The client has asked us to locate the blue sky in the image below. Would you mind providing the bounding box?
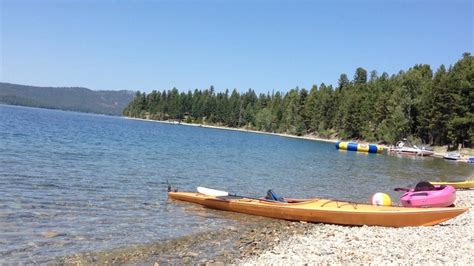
[1,0,472,93]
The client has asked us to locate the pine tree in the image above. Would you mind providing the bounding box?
[354,67,368,84]
[446,53,474,147]
[121,53,472,147]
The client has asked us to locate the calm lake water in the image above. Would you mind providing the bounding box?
[0,104,472,263]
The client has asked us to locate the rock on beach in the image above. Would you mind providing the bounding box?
[240,190,474,265]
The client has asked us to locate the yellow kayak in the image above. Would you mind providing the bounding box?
[430,180,474,189]
[168,190,468,227]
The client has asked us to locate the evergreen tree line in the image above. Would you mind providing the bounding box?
[123,53,473,147]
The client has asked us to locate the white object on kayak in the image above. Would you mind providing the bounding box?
[197,186,229,197]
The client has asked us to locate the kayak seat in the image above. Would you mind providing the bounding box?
[265,189,287,203]
[414,181,435,192]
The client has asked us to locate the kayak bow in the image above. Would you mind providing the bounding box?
[429,180,474,190]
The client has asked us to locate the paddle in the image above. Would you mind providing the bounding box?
[197,186,230,197]
[394,187,410,192]
[197,187,283,203]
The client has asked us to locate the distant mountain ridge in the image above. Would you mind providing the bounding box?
[0,82,135,115]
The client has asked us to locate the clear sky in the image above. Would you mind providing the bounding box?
[1,0,472,93]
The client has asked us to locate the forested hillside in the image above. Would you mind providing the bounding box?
[123,53,473,147]
[0,83,134,115]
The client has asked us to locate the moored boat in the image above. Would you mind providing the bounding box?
[389,139,434,156]
[429,180,474,190]
[441,153,474,163]
[168,188,468,227]
[390,147,434,156]
[463,157,474,163]
[443,152,461,161]
[398,182,456,207]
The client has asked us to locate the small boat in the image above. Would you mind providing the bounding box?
[389,140,434,156]
[397,182,456,208]
[168,187,468,227]
[443,153,461,160]
[429,180,474,190]
[442,155,474,163]
[465,157,474,163]
[390,147,434,156]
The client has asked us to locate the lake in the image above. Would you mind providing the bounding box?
[0,104,472,263]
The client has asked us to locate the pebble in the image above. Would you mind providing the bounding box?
[40,231,60,238]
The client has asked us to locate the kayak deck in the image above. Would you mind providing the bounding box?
[429,180,474,189]
[168,191,468,227]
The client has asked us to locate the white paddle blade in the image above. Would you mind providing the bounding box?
[197,187,229,197]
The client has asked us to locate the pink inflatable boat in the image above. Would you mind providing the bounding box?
[396,181,456,208]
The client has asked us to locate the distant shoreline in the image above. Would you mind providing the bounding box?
[123,116,474,159]
[0,82,133,116]
[123,116,340,144]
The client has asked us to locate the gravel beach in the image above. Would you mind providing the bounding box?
[61,191,472,264]
[241,190,473,265]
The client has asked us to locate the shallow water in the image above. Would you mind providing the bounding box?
[0,104,472,263]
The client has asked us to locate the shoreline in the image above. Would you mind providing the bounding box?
[123,117,474,159]
[123,116,340,144]
[59,219,314,264]
[60,190,473,264]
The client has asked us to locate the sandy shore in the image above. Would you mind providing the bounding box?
[240,190,473,265]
